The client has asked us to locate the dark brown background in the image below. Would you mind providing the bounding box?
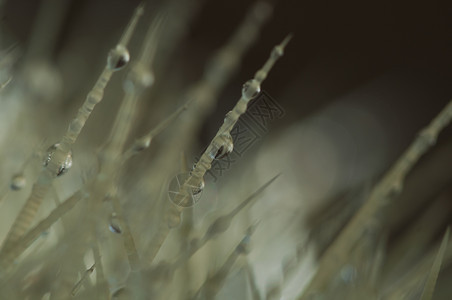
[3,0,451,130]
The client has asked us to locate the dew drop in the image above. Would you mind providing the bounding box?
[60,154,73,176]
[132,136,151,153]
[191,177,205,196]
[107,45,130,71]
[10,174,26,191]
[43,143,73,176]
[109,213,122,234]
[214,133,234,159]
[242,79,261,101]
[43,144,55,167]
[271,45,284,59]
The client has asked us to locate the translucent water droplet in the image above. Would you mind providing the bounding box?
[191,177,205,196]
[43,143,73,176]
[214,133,234,159]
[109,213,122,234]
[107,45,130,71]
[242,79,261,101]
[132,136,151,153]
[10,174,26,191]
[43,144,55,166]
[61,154,73,176]
[271,45,284,59]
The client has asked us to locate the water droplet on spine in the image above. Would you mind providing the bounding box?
[10,174,26,191]
[107,45,130,71]
[214,133,234,159]
[191,177,205,196]
[271,45,284,59]
[109,213,122,234]
[242,79,261,101]
[132,136,151,153]
[43,143,73,176]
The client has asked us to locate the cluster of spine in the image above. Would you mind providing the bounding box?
[0,2,289,299]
